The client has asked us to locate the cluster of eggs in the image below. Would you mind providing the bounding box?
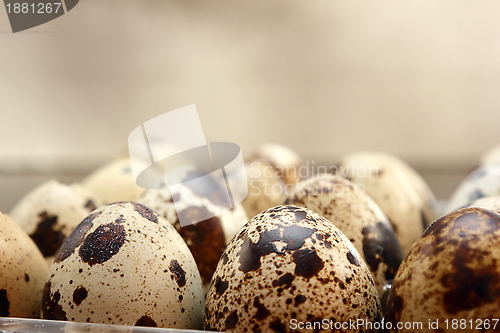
[3,143,500,332]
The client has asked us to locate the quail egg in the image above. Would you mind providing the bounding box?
[9,179,101,262]
[246,143,307,185]
[242,161,287,219]
[205,205,382,332]
[138,173,248,289]
[385,207,500,332]
[469,196,500,214]
[41,202,204,329]
[285,174,403,296]
[335,151,436,253]
[446,164,500,213]
[0,211,48,318]
[81,158,145,205]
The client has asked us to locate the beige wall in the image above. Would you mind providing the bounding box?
[1,0,500,210]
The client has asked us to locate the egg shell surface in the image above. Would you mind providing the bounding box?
[285,174,403,296]
[246,143,306,185]
[9,179,101,259]
[242,161,287,219]
[335,151,432,254]
[138,171,248,287]
[0,211,48,318]
[469,195,500,215]
[81,158,146,205]
[41,202,204,329]
[385,207,500,332]
[446,164,500,213]
[205,205,382,332]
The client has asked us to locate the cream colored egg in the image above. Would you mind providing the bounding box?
[446,164,500,213]
[481,143,500,166]
[138,179,248,288]
[0,211,48,318]
[246,143,306,185]
[469,195,500,214]
[285,174,403,296]
[81,158,145,205]
[335,151,435,253]
[385,207,500,332]
[9,179,101,261]
[205,205,381,332]
[41,202,204,329]
[242,161,287,218]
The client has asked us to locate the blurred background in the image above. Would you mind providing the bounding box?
[1,0,500,211]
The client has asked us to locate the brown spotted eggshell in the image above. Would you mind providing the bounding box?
[285,174,403,296]
[0,211,48,318]
[138,171,248,289]
[205,205,382,332]
[335,151,435,254]
[9,179,101,262]
[41,202,204,329]
[385,207,500,332]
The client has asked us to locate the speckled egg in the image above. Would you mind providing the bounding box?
[246,143,306,185]
[385,207,500,332]
[138,175,248,288]
[284,174,403,296]
[81,158,146,205]
[9,180,101,262]
[469,196,500,214]
[335,151,435,254]
[0,211,48,318]
[205,205,382,332]
[446,164,500,213]
[242,161,287,219]
[41,202,204,329]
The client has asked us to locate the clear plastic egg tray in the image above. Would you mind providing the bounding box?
[0,318,207,333]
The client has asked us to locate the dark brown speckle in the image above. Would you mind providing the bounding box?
[225,310,239,329]
[215,276,229,295]
[292,248,324,279]
[31,212,65,257]
[176,207,225,285]
[85,199,97,212]
[53,211,101,263]
[79,223,126,266]
[0,289,9,316]
[135,315,157,327]
[346,251,361,267]
[170,259,186,288]
[72,286,88,305]
[131,202,159,224]
[238,224,317,273]
[362,222,403,280]
[41,283,67,321]
[253,297,270,320]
